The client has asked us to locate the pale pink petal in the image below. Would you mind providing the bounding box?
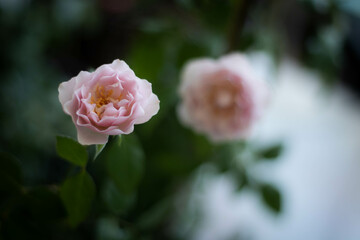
[116,119,135,134]
[136,78,152,98]
[134,93,160,124]
[220,53,260,89]
[58,79,76,109]
[59,72,91,115]
[180,59,218,94]
[76,126,109,145]
[109,59,134,74]
[98,74,118,87]
[58,71,92,106]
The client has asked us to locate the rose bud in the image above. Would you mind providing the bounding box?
[58,59,160,145]
[178,53,269,142]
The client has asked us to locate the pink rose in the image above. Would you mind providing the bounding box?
[178,53,268,142]
[58,59,160,145]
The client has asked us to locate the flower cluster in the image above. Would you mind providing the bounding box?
[59,53,268,145]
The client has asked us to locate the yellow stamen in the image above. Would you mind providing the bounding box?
[90,85,122,118]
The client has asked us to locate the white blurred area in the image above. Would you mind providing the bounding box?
[186,53,360,240]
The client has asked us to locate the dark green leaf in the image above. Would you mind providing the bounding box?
[0,152,23,192]
[102,180,136,215]
[210,144,235,172]
[258,144,283,160]
[97,217,129,240]
[94,144,106,160]
[260,184,282,213]
[56,136,88,167]
[137,198,171,231]
[105,135,144,194]
[60,170,95,227]
[234,170,248,192]
[25,186,66,222]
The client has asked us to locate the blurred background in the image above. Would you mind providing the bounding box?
[0,0,360,239]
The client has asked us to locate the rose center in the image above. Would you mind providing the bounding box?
[214,90,233,108]
[90,85,122,118]
[203,77,240,119]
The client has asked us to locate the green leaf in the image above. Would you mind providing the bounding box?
[0,152,23,192]
[258,144,283,160]
[0,153,23,219]
[137,198,171,231]
[56,136,88,167]
[94,144,106,160]
[105,135,144,194]
[102,180,136,215]
[60,170,95,227]
[97,217,129,240]
[234,169,248,192]
[25,186,66,222]
[210,144,235,172]
[260,184,282,213]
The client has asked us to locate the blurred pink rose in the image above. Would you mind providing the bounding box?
[59,59,160,145]
[178,53,268,142]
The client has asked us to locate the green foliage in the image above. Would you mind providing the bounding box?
[258,144,283,160]
[137,198,171,231]
[102,180,136,215]
[105,135,144,194]
[0,152,23,193]
[0,152,24,231]
[260,184,282,213]
[60,170,96,227]
[234,169,248,191]
[97,217,129,240]
[210,144,237,172]
[25,186,66,222]
[0,188,65,240]
[56,136,88,167]
[94,144,106,160]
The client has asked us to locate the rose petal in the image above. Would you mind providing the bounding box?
[179,59,218,94]
[134,93,160,124]
[58,71,92,114]
[76,125,109,145]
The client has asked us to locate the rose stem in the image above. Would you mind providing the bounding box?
[226,0,252,53]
